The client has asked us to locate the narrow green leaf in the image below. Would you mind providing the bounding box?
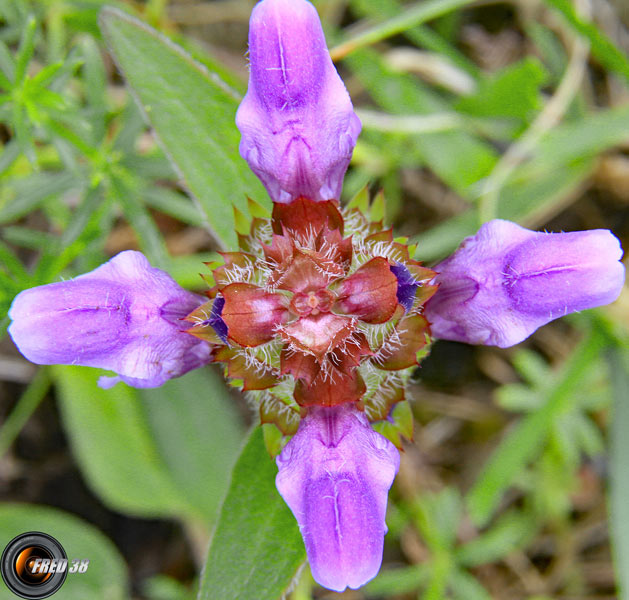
[3,226,56,250]
[0,40,15,84]
[449,570,493,600]
[0,62,11,89]
[525,22,568,82]
[14,15,36,84]
[415,90,629,262]
[467,329,605,526]
[331,0,477,59]
[78,36,107,143]
[522,103,629,176]
[0,239,29,283]
[28,60,63,88]
[349,0,480,77]
[99,7,268,250]
[0,171,78,225]
[0,503,128,600]
[113,96,146,154]
[0,368,48,457]
[544,0,629,81]
[109,175,171,270]
[608,348,629,599]
[0,139,20,174]
[60,185,107,249]
[198,427,305,600]
[142,185,203,226]
[363,565,430,597]
[455,511,533,567]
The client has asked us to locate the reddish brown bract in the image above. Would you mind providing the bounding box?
[186,196,437,438]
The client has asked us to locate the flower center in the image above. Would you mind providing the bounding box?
[290,289,335,317]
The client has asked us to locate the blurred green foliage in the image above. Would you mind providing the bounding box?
[0,0,628,599]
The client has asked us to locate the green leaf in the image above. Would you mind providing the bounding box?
[0,139,20,174]
[0,368,49,457]
[98,7,268,250]
[349,0,480,77]
[0,40,15,85]
[14,15,36,84]
[197,427,305,600]
[522,103,629,175]
[142,185,203,226]
[608,348,629,600]
[449,570,493,600]
[415,98,629,262]
[54,365,193,518]
[544,0,629,81]
[0,503,128,600]
[455,58,547,121]
[413,488,463,550]
[332,0,478,59]
[109,174,171,270]
[143,575,194,600]
[0,171,80,225]
[139,368,243,526]
[54,365,241,524]
[466,328,606,526]
[456,511,533,567]
[168,252,219,289]
[363,565,430,597]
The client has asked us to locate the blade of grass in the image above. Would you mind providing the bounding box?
[14,15,37,84]
[330,0,477,60]
[0,40,16,83]
[467,327,605,526]
[544,0,629,81]
[608,347,629,599]
[349,0,480,77]
[0,368,50,457]
[110,175,171,270]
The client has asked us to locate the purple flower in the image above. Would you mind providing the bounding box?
[276,404,399,592]
[6,0,627,594]
[8,251,212,388]
[424,220,625,347]
[235,0,361,204]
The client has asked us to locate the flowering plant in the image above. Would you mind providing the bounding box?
[3,0,627,596]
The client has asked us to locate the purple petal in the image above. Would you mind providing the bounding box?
[276,404,399,592]
[424,220,625,347]
[390,263,419,311]
[8,251,212,388]
[236,0,361,204]
[209,296,228,343]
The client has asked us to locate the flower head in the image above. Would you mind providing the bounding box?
[424,220,625,347]
[276,404,399,592]
[8,251,211,388]
[187,198,435,417]
[236,0,361,203]
[6,0,626,594]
